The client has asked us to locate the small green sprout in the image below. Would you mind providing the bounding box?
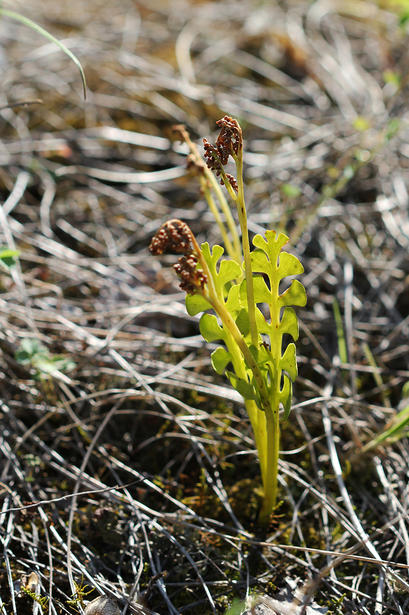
[67,578,95,609]
[21,586,49,613]
[224,598,245,615]
[150,117,306,522]
[0,247,20,269]
[15,338,76,380]
[280,183,302,199]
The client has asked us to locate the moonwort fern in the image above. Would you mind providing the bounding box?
[150,117,306,522]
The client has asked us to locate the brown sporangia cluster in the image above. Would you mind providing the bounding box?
[215,115,242,160]
[225,173,238,192]
[174,254,207,294]
[203,115,242,191]
[149,219,194,255]
[149,219,207,294]
[203,138,221,174]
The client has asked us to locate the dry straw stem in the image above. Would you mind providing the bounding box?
[84,597,120,615]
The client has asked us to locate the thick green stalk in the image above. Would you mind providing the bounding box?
[245,398,265,476]
[258,399,280,523]
[258,242,286,521]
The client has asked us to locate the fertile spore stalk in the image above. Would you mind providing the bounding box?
[172,124,241,263]
[150,118,306,522]
[203,117,258,347]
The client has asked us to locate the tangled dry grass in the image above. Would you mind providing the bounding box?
[1,1,409,613]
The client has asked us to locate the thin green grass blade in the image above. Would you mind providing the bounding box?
[363,404,409,452]
[363,342,391,408]
[0,9,87,99]
[333,298,348,364]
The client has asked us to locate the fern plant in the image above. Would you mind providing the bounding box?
[150,117,306,522]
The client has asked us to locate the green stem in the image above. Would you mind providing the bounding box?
[231,151,258,347]
[258,249,283,521]
[258,402,280,523]
[245,397,266,488]
[204,168,242,263]
[207,294,269,411]
[244,397,261,449]
[201,180,235,259]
